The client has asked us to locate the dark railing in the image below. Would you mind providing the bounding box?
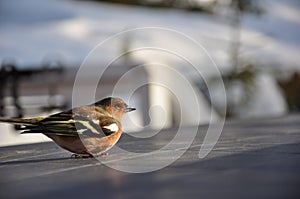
[0,61,67,120]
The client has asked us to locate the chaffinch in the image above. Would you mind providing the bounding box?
[0,97,136,158]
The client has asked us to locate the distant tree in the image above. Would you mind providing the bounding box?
[278,72,300,112]
[224,0,264,117]
[228,0,263,70]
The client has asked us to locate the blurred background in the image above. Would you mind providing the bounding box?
[0,0,299,146]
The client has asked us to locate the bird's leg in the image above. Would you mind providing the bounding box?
[100,152,108,156]
[71,154,93,159]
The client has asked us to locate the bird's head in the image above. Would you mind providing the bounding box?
[95,97,136,121]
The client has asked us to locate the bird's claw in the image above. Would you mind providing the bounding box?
[71,154,93,159]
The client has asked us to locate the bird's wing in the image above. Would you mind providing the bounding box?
[20,110,78,136]
[74,114,120,137]
[22,106,120,137]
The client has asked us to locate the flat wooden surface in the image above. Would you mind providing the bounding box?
[0,115,300,199]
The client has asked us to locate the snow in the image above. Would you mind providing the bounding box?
[0,0,299,68]
[0,124,51,147]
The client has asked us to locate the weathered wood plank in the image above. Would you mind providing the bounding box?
[0,115,299,199]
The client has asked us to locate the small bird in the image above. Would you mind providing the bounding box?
[0,97,136,158]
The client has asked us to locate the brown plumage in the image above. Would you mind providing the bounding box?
[0,97,136,158]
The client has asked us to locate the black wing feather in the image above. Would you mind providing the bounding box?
[21,107,120,137]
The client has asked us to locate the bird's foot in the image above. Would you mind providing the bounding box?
[71,154,93,159]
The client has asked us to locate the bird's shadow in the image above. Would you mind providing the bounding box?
[0,156,96,166]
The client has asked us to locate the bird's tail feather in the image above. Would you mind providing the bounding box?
[0,117,43,126]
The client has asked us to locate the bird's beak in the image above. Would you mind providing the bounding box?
[124,106,136,113]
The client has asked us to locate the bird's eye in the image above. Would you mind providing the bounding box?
[115,104,123,109]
